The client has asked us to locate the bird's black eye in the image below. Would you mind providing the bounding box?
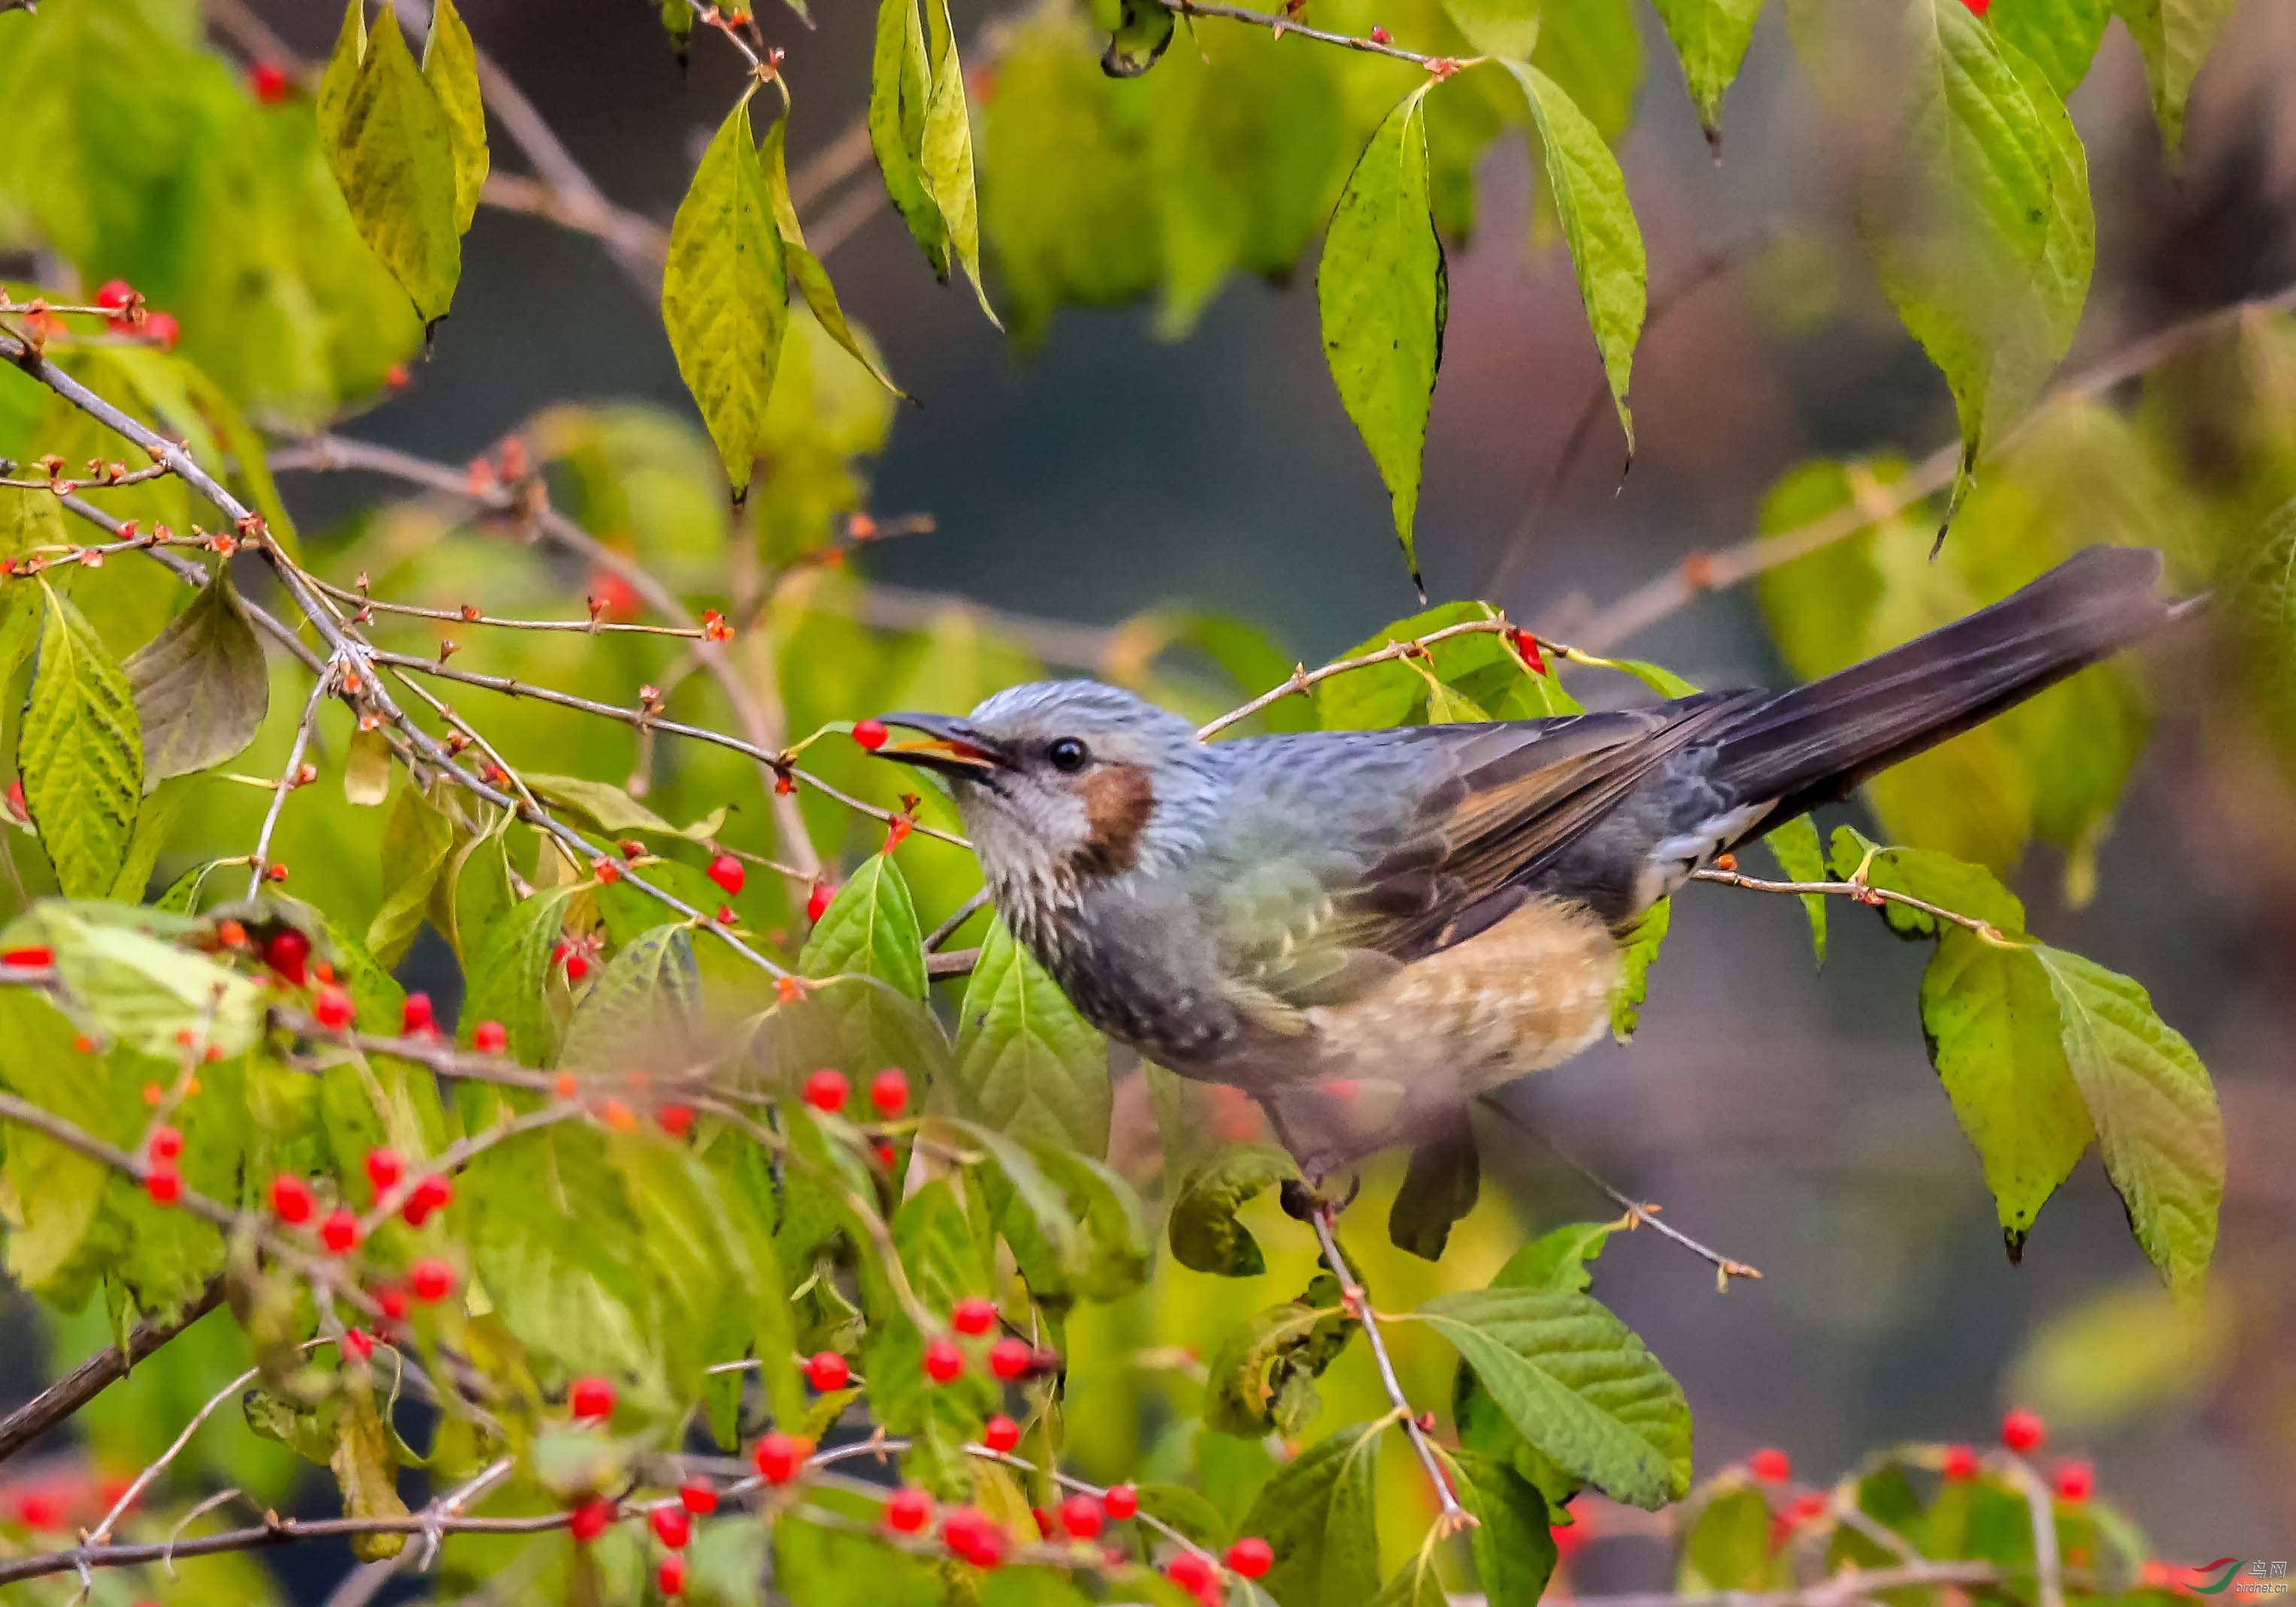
[1046,737,1089,773]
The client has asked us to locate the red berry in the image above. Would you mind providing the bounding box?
[144,311,179,350]
[270,1173,314,1224]
[342,1327,374,1361]
[376,1284,410,1321]
[807,1351,851,1391]
[1369,23,1392,42]
[94,279,135,316]
[264,928,310,985]
[1102,1484,1137,1521]
[951,1296,996,1336]
[679,1480,718,1516]
[1940,1443,1979,1481]
[1165,1554,1214,1592]
[1552,1518,1587,1559]
[563,950,589,984]
[408,1258,455,1302]
[657,1103,695,1139]
[1785,1493,1828,1525]
[941,1506,1003,1568]
[365,1147,404,1194]
[801,1068,848,1113]
[383,362,410,391]
[753,1430,809,1484]
[569,1375,615,1420]
[1961,0,1990,14]
[1227,1536,1273,1578]
[144,1164,181,1205]
[981,1415,1020,1453]
[2053,1460,2093,1503]
[1749,1447,1792,1482]
[471,1019,507,1054]
[2001,1407,2046,1453]
[149,1125,183,1161]
[988,1337,1031,1380]
[1059,1494,1102,1539]
[249,60,291,103]
[852,719,889,751]
[314,983,354,1030]
[883,1486,932,1533]
[869,1068,910,1115]
[0,945,53,969]
[656,1554,686,1596]
[650,1504,691,1548]
[401,993,436,1036]
[1031,1506,1054,1539]
[805,882,833,922]
[403,1173,453,1227]
[707,854,745,897]
[923,1336,965,1383]
[567,1497,613,1542]
[873,1140,898,1169]
[320,1208,360,1254]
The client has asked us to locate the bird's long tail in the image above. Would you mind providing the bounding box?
[1707,544,2183,836]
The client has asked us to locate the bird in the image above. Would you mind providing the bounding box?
[868,546,2184,1254]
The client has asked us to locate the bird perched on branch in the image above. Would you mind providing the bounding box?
[870,546,2184,1254]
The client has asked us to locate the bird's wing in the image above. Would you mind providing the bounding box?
[1206,696,1755,1016]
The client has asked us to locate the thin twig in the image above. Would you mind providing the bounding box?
[1195,616,1534,739]
[304,573,714,637]
[0,1280,225,1465]
[245,665,335,899]
[1157,0,1449,66]
[1483,1093,1764,1287]
[1307,1204,1471,1528]
[1689,866,2016,946]
[1574,277,2296,651]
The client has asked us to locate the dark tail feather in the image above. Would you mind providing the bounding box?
[1710,545,2181,833]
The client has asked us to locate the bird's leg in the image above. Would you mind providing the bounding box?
[1261,1090,1362,1220]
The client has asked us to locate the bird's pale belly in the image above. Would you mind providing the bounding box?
[1301,895,1622,1094]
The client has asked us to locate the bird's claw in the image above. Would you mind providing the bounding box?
[1278,1173,1361,1222]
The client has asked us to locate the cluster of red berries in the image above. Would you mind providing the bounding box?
[797,1067,910,1117]
[881,1480,1267,1595]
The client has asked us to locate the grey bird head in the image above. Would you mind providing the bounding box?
[869,681,1215,924]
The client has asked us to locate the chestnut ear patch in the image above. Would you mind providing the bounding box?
[1073,762,1155,880]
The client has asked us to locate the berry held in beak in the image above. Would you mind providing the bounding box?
[865,713,1010,777]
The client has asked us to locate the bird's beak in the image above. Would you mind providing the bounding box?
[868,713,1010,778]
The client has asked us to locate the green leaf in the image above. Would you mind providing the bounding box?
[758,112,907,399]
[1501,60,1646,455]
[26,903,266,1060]
[21,585,142,897]
[2031,946,2222,1293]
[662,99,789,496]
[368,781,455,965]
[1649,0,1763,139]
[320,7,462,321]
[1168,1142,1298,1276]
[420,0,488,232]
[1443,0,1541,59]
[1020,1140,1150,1300]
[1997,0,2112,98]
[0,492,67,684]
[460,885,578,1065]
[1416,1285,1692,1509]
[1101,0,1177,77]
[330,1382,410,1561]
[1492,1219,1616,1294]
[1856,2,2093,525]
[952,917,1110,1155]
[871,0,949,278]
[779,852,946,1090]
[1760,813,1829,966]
[120,570,266,789]
[1610,896,1668,1043]
[521,772,725,843]
[315,0,366,156]
[774,1509,944,1607]
[1315,604,1577,731]
[1317,85,1445,591]
[1443,1447,1560,1607]
[1237,1421,1384,1607]
[1205,1275,1358,1439]
[2109,0,2234,163]
[919,0,997,326]
[561,925,701,1074]
[111,776,189,902]
[1677,1484,1774,1591]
